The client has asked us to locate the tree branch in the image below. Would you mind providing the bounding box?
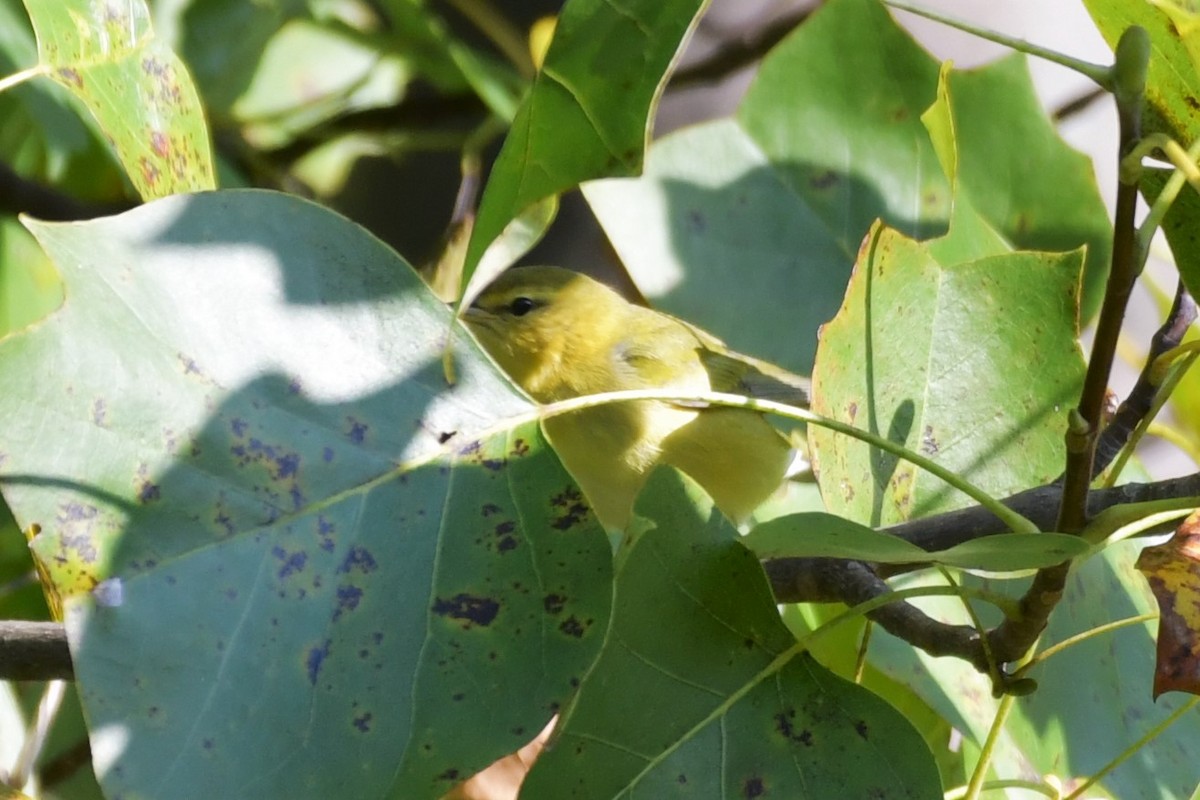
[765,473,1200,603]
[5,475,1198,683]
[669,6,812,89]
[1093,281,1198,474]
[0,160,133,221]
[0,621,72,681]
[985,27,1151,674]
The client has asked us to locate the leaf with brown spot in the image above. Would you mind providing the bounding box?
[0,191,612,798]
[24,0,214,198]
[1136,511,1200,698]
[522,468,939,797]
[812,222,1084,526]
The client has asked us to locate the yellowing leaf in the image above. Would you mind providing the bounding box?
[1136,510,1200,698]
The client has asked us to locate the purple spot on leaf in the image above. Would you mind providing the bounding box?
[273,546,307,579]
[432,594,500,627]
[306,640,331,685]
[339,546,377,574]
[333,585,363,621]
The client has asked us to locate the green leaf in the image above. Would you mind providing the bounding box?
[228,19,415,149]
[930,533,1089,572]
[744,513,930,562]
[170,0,308,116]
[1084,0,1200,301]
[947,56,1112,318]
[744,513,1089,571]
[585,0,1111,374]
[811,224,1085,526]
[871,545,1200,798]
[462,0,710,289]
[375,0,522,121]
[23,0,215,198]
[0,190,612,797]
[522,468,941,798]
[0,217,61,335]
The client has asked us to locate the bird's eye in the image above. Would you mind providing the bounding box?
[509,296,536,317]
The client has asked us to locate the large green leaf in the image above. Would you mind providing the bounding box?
[462,0,710,288]
[584,0,1111,374]
[0,190,612,798]
[23,0,215,198]
[811,223,1085,525]
[946,56,1111,317]
[521,468,940,798]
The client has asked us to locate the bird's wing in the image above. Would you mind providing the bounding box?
[698,348,811,408]
[612,309,810,409]
[679,318,811,408]
[609,311,711,396]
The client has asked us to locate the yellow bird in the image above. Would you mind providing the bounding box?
[462,266,810,530]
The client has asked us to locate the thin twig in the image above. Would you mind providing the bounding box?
[1095,282,1198,476]
[670,5,812,88]
[1052,86,1107,122]
[37,737,92,789]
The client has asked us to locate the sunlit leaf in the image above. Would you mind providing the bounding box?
[0,190,611,798]
[1084,0,1200,300]
[23,0,215,198]
[811,223,1085,525]
[462,0,709,289]
[585,0,1110,374]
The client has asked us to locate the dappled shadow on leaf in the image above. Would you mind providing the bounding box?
[0,190,612,799]
[812,227,1086,526]
[140,189,419,306]
[523,467,941,798]
[69,368,611,799]
[651,163,902,377]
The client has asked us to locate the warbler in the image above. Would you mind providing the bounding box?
[462,266,810,529]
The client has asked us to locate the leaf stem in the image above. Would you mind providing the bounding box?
[1063,696,1200,800]
[945,779,1061,799]
[444,0,536,78]
[961,689,1017,800]
[1015,613,1156,672]
[1103,348,1200,486]
[983,25,1150,673]
[534,388,1040,534]
[0,64,48,94]
[1058,26,1150,535]
[883,2,1110,84]
[1134,135,1200,261]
